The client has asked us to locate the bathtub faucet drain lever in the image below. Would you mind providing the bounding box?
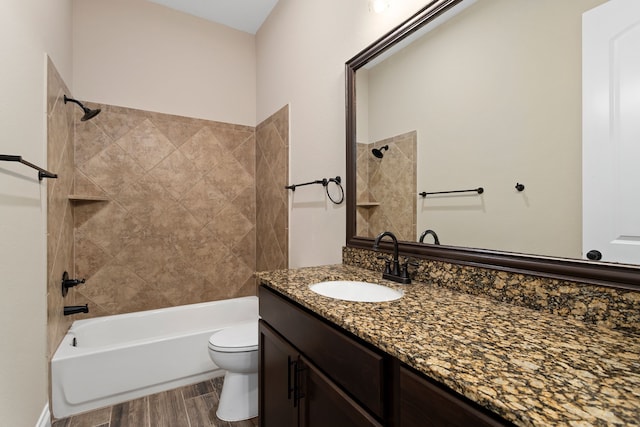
[64,305,89,316]
[61,271,86,297]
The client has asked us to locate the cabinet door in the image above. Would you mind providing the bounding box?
[300,354,383,427]
[399,366,513,427]
[259,286,386,417]
[259,321,298,427]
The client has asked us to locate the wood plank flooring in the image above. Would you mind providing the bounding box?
[52,377,258,427]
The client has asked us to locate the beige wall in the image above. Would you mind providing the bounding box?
[256,0,429,267]
[0,1,73,425]
[365,0,607,258]
[72,0,256,126]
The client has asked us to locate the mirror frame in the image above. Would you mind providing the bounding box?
[345,0,640,291]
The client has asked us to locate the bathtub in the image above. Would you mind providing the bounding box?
[51,296,258,419]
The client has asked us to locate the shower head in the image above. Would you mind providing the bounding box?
[371,144,389,158]
[63,95,101,121]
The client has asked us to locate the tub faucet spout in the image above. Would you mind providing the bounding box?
[64,304,88,316]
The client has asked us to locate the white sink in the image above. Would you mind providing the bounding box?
[309,281,403,302]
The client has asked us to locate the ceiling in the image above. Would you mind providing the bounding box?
[147,0,279,34]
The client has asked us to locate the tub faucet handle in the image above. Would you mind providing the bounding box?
[61,271,86,297]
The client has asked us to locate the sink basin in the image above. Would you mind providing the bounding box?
[309,281,403,302]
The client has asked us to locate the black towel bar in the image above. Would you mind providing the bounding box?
[285,176,344,204]
[0,154,58,180]
[419,187,483,197]
[285,176,341,191]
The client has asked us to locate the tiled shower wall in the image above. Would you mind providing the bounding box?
[256,105,289,271]
[46,58,76,358]
[72,105,258,318]
[46,55,290,356]
[356,131,416,241]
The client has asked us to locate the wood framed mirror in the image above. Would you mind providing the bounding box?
[345,0,640,290]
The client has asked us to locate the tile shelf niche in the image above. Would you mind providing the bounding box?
[356,201,380,208]
[68,194,109,202]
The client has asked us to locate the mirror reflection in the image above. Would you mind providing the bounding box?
[355,0,619,262]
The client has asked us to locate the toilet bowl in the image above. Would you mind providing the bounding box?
[208,321,258,422]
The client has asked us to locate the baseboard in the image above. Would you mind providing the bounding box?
[36,403,51,427]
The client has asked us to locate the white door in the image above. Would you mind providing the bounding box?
[583,0,640,264]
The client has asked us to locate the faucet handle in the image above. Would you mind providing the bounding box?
[376,255,392,274]
[400,257,418,267]
[401,258,419,280]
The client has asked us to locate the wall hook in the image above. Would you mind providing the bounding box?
[515,183,525,192]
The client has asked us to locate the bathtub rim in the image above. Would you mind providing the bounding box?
[51,296,259,419]
[53,296,259,356]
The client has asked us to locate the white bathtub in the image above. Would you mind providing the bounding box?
[51,296,258,419]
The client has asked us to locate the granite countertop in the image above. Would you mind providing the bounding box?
[256,264,640,427]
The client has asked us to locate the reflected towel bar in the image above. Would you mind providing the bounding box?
[0,154,58,180]
[419,187,483,197]
[285,176,341,191]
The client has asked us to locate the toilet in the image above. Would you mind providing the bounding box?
[208,321,259,422]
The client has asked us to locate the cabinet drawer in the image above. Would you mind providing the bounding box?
[259,286,386,418]
[400,365,514,427]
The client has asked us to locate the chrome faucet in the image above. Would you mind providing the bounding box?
[419,229,440,245]
[373,231,411,284]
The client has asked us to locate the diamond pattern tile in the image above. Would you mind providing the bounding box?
[68,103,285,317]
[358,131,417,241]
[256,105,289,271]
[40,93,293,322]
[115,118,175,171]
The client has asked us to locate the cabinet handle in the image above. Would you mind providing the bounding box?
[294,359,306,408]
[287,356,296,401]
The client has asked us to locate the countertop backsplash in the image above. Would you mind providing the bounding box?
[343,247,640,335]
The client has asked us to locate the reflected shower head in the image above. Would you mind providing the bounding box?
[63,95,101,121]
[371,144,389,158]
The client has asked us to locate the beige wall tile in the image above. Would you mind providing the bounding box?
[360,131,417,241]
[115,118,175,171]
[68,103,264,318]
[49,97,288,332]
[256,105,289,272]
[46,59,75,358]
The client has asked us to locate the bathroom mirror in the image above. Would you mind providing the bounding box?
[346,0,640,289]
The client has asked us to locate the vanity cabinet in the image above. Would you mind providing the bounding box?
[259,286,385,427]
[260,322,383,427]
[259,285,513,427]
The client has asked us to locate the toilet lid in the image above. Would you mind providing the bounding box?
[208,321,258,352]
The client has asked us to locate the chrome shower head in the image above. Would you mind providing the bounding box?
[371,144,389,158]
[64,95,101,121]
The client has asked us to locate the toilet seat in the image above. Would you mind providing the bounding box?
[208,322,258,353]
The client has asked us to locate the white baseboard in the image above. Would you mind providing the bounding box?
[36,403,51,427]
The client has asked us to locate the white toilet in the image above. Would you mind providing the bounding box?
[208,321,259,422]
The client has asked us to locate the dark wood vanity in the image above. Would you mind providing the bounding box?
[259,285,514,427]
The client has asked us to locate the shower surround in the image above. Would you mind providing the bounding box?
[356,131,416,241]
[45,60,289,361]
[73,105,258,317]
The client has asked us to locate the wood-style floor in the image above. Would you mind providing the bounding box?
[52,377,258,427]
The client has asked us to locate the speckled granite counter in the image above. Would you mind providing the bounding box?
[256,264,640,427]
